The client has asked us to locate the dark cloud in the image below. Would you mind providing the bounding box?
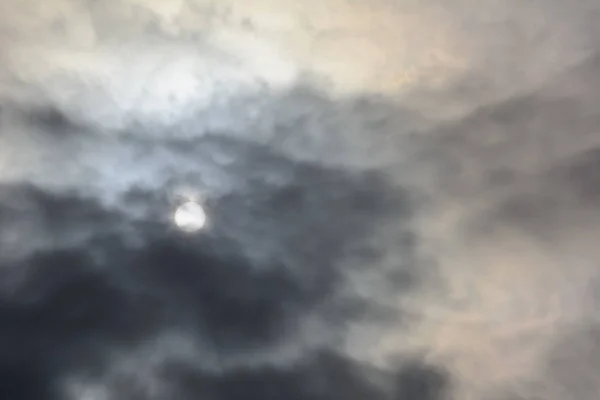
[22,106,79,136]
[392,362,449,400]
[159,351,449,400]
[0,129,419,398]
[212,352,385,400]
[0,362,57,400]
[4,1,600,399]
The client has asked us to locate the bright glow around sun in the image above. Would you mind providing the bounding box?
[174,201,207,232]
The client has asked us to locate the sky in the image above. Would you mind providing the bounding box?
[2,0,600,399]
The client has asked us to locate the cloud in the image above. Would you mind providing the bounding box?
[0,134,415,398]
[3,1,600,400]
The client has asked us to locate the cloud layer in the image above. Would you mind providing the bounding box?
[2,1,600,399]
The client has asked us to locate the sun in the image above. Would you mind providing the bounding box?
[173,201,207,232]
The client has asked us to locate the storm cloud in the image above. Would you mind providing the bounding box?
[2,1,600,399]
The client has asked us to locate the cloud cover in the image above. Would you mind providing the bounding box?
[2,1,600,399]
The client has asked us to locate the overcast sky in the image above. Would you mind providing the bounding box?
[2,1,600,399]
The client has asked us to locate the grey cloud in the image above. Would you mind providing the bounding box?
[0,131,417,399]
[3,1,600,400]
